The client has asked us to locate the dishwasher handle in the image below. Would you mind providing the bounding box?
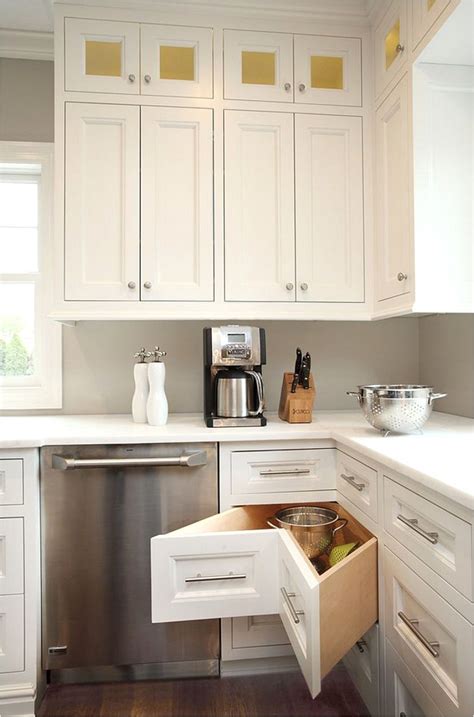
[52,451,208,471]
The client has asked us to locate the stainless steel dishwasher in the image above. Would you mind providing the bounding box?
[40,443,219,684]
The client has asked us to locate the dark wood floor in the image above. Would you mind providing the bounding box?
[38,664,369,717]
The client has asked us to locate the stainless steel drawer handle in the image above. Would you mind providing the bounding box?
[398,611,440,658]
[259,468,311,477]
[52,452,207,470]
[356,639,367,653]
[185,572,246,583]
[281,587,304,625]
[340,473,365,492]
[397,514,439,544]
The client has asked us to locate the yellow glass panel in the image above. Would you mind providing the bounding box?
[428,0,437,9]
[385,19,401,70]
[160,45,195,81]
[310,56,343,90]
[85,40,122,77]
[241,51,276,86]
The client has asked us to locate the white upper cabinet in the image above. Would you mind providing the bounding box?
[412,0,451,49]
[294,35,362,106]
[140,24,213,97]
[65,18,140,94]
[224,110,296,302]
[224,30,294,102]
[295,113,364,302]
[375,0,408,100]
[375,74,412,303]
[65,103,140,301]
[140,107,214,301]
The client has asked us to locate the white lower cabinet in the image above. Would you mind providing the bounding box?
[0,594,25,674]
[0,518,24,595]
[151,502,378,698]
[343,624,380,717]
[385,638,443,717]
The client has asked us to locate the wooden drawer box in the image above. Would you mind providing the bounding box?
[383,547,474,717]
[230,448,335,498]
[383,476,472,599]
[151,502,377,699]
[336,452,378,522]
[0,459,24,505]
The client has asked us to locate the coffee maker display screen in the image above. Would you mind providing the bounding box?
[227,333,246,343]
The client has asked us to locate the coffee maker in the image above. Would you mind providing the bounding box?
[203,325,266,427]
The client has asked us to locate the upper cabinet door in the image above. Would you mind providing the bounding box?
[412,0,451,49]
[375,0,408,100]
[295,114,364,302]
[375,75,412,302]
[141,107,214,301]
[294,35,362,107]
[65,103,140,301]
[224,30,294,102]
[65,18,140,94]
[224,110,296,302]
[140,24,213,97]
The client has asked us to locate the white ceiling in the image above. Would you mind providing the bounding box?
[0,0,376,33]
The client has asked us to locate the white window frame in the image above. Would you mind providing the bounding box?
[0,142,62,409]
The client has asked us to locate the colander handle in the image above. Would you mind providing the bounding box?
[346,391,361,400]
[429,393,447,403]
[267,517,279,529]
[332,517,348,537]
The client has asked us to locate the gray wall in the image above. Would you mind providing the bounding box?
[0,58,54,141]
[419,314,474,418]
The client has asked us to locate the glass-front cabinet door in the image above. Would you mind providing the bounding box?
[374,0,407,99]
[412,0,450,49]
[224,30,294,102]
[140,24,213,97]
[65,18,140,94]
[294,35,361,106]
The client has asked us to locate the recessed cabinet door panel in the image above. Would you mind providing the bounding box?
[65,103,140,300]
[375,0,407,99]
[65,18,140,94]
[224,30,294,102]
[141,107,214,301]
[141,24,213,97]
[375,75,412,302]
[0,519,24,594]
[224,110,295,301]
[295,114,364,302]
[412,0,451,49]
[0,595,24,673]
[294,35,362,106]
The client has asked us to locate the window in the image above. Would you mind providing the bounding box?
[0,142,61,409]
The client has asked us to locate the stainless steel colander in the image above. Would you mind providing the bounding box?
[347,385,447,435]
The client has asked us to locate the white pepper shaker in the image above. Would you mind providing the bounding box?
[132,348,150,423]
[146,347,168,426]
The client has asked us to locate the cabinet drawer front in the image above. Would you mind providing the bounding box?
[231,449,335,495]
[151,529,279,623]
[383,547,474,717]
[0,459,23,505]
[0,518,24,595]
[0,594,24,673]
[385,639,443,717]
[343,624,380,717]
[336,452,377,521]
[384,477,472,598]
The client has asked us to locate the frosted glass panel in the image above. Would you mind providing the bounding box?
[428,0,437,8]
[160,45,195,81]
[311,56,344,90]
[385,20,401,70]
[241,51,276,85]
[85,40,122,77]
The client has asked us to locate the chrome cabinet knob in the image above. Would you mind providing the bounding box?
[128,74,136,83]
[397,272,408,282]
[127,281,136,289]
[286,282,294,291]
[396,43,405,53]
[300,282,308,291]
[298,83,306,92]
[144,74,151,83]
[143,281,152,289]
[284,82,292,92]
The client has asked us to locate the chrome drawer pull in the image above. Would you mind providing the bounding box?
[356,639,367,653]
[397,514,439,544]
[340,473,365,492]
[259,468,311,477]
[185,572,246,583]
[398,611,440,658]
[281,587,304,624]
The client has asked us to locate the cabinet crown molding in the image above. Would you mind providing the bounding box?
[0,29,53,61]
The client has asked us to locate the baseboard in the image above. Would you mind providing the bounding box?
[220,655,299,677]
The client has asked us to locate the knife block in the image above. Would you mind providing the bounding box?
[278,372,316,423]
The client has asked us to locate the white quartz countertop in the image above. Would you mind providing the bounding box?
[0,410,473,509]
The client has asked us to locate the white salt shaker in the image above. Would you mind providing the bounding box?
[147,347,168,426]
[132,348,151,423]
